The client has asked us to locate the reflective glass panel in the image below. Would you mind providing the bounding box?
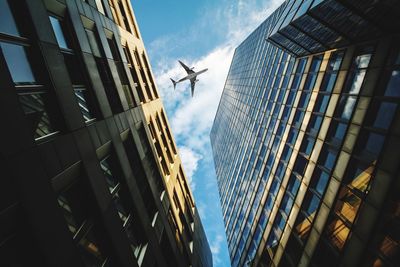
[85,29,102,57]
[343,159,374,194]
[334,186,362,224]
[384,70,400,97]
[326,216,350,251]
[74,90,94,122]
[0,0,19,36]
[310,168,329,196]
[319,147,337,170]
[18,93,55,139]
[1,42,36,83]
[336,96,357,121]
[372,102,397,129]
[49,16,69,49]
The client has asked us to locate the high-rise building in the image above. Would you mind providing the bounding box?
[211,1,400,266]
[0,0,211,266]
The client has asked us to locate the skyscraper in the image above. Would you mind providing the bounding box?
[0,0,211,266]
[211,1,400,266]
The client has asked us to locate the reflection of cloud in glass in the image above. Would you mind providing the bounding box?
[349,70,366,94]
[342,96,356,120]
[355,54,371,69]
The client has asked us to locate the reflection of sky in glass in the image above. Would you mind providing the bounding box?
[385,70,400,97]
[373,102,397,129]
[315,171,329,195]
[49,16,69,49]
[365,132,385,156]
[1,42,36,83]
[0,0,20,36]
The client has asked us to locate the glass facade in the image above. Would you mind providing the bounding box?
[211,1,400,266]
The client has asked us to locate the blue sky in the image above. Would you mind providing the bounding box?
[131,1,283,266]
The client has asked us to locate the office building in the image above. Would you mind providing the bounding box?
[0,0,211,266]
[211,0,400,266]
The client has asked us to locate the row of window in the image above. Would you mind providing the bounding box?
[54,134,152,266]
[0,0,156,142]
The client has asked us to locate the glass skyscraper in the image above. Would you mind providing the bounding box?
[211,1,400,266]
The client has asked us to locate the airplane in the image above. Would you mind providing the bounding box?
[170,60,208,97]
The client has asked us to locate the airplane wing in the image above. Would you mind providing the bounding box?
[179,60,194,74]
[190,78,197,97]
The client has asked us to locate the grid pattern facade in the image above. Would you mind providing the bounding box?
[210,1,400,267]
[0,0,211,267]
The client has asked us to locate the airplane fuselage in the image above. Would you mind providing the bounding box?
[177,68,208,82]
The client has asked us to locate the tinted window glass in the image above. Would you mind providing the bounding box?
[0,0,19,36]
[371,101,397,129]
[310,168,329,195]
[85,29,102,57]
[49,16,69,49]
[384,70,400,97]
[336,96,357,120]
[1,42,35,83]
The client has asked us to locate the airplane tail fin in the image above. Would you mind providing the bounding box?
[170,78,177,89]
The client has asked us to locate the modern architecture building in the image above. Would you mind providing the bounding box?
[0,0,212,266]
[211,0,400,266]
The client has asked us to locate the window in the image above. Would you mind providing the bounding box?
[293,154,307,176]
[0,0,19,36]
[302,191,320,220]
[85,28,123,114]
[355,131,385,161]
[366,101,397,130]
[100,155,122,193]
[107,37,135,108]
[294,210,313,241]
[343,69,367,94]
[1,6,61,140]
[298,91,311,109]
[314,94,330,113]
[325,215,350,251]
[335,95,357,121]
[95,0,106,15]
[123,46,145,103]
[307,115,323,136]
[85,29,102,57]
[49,15,97,122]
[18,93,56,139]
[326,121,347,147]
[342,48,373,95]
[384,70,400,97]
[49,16,70,49]
[1,42,35,84]
[318,147,337,171]
[118,0,131,32]
[56,178,110,266]
[299,136,315,157]
[310,167,329,196]
[286,174,300,197]
[342,159,374,194]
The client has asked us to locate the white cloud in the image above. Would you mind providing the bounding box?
[210,234,225,265]
[178,146,203,190]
